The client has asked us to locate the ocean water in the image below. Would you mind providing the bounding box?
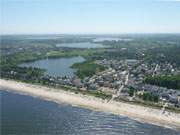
[1,90,180,135]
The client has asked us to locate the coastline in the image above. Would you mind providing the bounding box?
[0,79,180,130]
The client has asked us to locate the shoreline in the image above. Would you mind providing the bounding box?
[0,79,180,130]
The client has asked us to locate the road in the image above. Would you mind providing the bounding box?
[152,64,159,77]
[111,71,129,101]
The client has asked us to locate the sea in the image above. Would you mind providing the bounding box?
[1,90,180,135]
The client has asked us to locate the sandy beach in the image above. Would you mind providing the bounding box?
[0,79,180,130]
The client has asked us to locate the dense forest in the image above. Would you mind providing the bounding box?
[144,75,180,90]
[146,45,180,66]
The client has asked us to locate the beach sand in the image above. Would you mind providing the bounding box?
[0,79,180,130]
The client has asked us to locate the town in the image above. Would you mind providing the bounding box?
[1,35,180,112]
[24,58,180,110]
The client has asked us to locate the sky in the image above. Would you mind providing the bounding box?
[1,0,180,34]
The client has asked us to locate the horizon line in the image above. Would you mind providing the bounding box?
[1,32,180,36]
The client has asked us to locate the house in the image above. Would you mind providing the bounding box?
[72,79,83,88]
[88,84,98,90]
[160,93,169,101]
[169,96,178,104]
[98,80,104,87]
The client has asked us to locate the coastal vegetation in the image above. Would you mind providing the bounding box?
[138,92,159,102]
[71,61,106,79]
[114,96,180,113]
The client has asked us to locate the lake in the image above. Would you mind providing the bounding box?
[1,90,179,135]
[19,56,85,77]
[93,38,133,42]
[56,42,104,48]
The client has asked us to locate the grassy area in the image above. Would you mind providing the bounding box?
[46,49,95,59]
[71,61,106,79]
[84,90,112,100]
